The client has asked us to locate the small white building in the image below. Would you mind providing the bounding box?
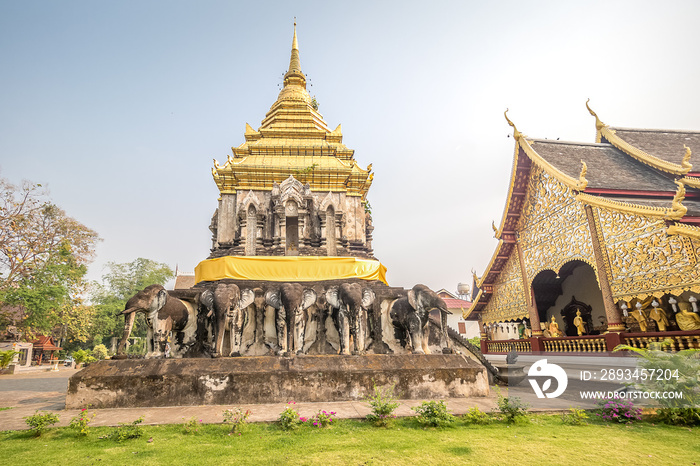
[436,289,480,340]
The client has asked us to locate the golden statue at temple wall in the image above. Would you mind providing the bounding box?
[630,303,649,332]
[540,322,552,338]
[648,301,670,332]
[573,310,586,336]
[676,302,700,331]
[548,316,564,337]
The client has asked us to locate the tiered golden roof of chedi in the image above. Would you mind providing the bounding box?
[212,25,373,199]
[208,25,376,260]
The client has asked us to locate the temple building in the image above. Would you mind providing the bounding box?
[208,25,374,260]
[466,102,700,352]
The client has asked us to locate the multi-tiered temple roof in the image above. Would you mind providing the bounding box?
[212,24,373,199]
[467,102,700,330]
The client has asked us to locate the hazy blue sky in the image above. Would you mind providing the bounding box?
[2,1,699,293]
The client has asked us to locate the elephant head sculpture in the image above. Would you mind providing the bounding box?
[117,284,197,358]
[265,283,317,355]
[389,284,450,354]
[326,283,376,355]
[199,283,254,357]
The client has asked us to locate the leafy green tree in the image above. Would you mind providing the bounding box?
[90,258,174,343]
[0,176,100,342]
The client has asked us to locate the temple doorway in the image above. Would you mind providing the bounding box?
[531,261,606,336]
[285,200,299,256]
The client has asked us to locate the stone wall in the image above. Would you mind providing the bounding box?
[66,354,488,408]
[209,176,374,259]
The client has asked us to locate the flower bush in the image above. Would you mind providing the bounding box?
[278,402,304,430]
[24,410,60,436]
[103,416,145,442]
[69,408,95,436]
[494,387,529,424]
[561,407,588,426]
[182,416,203,434]
[364,384,400,427]
[308,410,336,428]
[223,407,251,434]
[595,398,641,424]
[463,406,492,425]
[412,400,455,427]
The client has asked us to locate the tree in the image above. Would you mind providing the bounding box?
[90,258,174,345]
[0,177,100,341]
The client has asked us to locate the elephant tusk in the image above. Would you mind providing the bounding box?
[119,307,138,316]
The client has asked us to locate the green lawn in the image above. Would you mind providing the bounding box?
[1,415,697,465]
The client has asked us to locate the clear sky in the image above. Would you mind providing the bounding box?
[2,1,699,294]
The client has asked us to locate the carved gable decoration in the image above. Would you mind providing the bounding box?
[319,191,339,212]
[482,254,527,323]
[518,165,597,286]
[277,175,305,207]
[595,207,700,300]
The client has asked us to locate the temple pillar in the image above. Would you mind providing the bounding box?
[584,205,625,332]
[216,193,237,245]
[516,240,542,336]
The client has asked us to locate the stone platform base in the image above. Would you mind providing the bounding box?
[66,354,488,409]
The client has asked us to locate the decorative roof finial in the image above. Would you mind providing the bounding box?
[586,99,606,131]
[671,180,688,217]
[578,160,589,190]
[682,145,693,171]
[504,109,521,140]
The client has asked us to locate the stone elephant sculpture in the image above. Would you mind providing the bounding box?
[265,283,317,355]
[389,284,450,354]
[326,283,375,355]
[199,283,255,357]
[117,284,197,358]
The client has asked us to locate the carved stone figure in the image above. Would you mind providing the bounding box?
[199,283,255,357]
[265,283,317,355]
[389,284,450,354]
[117,284,197,358]
[325,283,376,354]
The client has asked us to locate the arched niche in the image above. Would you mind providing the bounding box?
[531,260,606,336]
[326,205,336,256]
[285,200,299,256]
[246,204,257,256]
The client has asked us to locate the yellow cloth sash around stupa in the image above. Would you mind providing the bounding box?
[195,256,388,285]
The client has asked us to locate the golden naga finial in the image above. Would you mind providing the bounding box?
[578,160,589,190]
[682,145,693,171]
[492,221,498,234]
[213,158,222,169]
[471,268,479,284]
[671,180,688,217]
[504,109,521,140]
[586,98,606,131]
[366,163,373,172]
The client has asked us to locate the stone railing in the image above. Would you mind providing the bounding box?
[623,330,700,352]
[485,339,532,354]
[480,329,700,354]
[541,336,606,353]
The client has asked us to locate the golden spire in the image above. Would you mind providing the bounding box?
[283,20,306,89]
[289,21,301,73]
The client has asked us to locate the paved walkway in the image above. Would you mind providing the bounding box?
[0,367,499,431]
